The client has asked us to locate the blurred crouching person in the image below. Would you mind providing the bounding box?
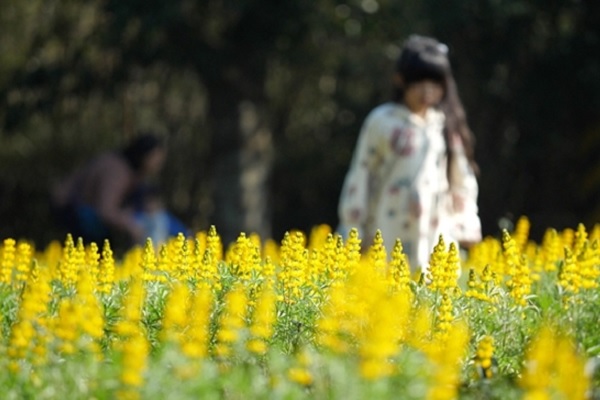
[51,133,167,252]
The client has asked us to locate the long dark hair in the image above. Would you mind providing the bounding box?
[121,133,164,172]
[394,35,478,178]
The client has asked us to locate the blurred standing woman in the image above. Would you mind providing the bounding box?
[52,134,167,250]
[338,35,481,273]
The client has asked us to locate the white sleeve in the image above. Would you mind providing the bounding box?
[337,113,380,238]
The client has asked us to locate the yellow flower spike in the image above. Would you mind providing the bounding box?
[388,238,411,291]
[344,227,362,269]
[98,239,115,294]
[308,224,331,250]
[465,269,479,299]
[315,282,350,354]
[247,283,276,355]
[214,284,248,358]
[425,321,470,400]
[190,237,203,282]
[427,235,448,290]
[287,367,313,386]
[119,329,149,391]
[554,336,589,399]
[141,238,160,282]
[7,269,53,369]
[226,232,262,281]
[444,242,461,291]
[358,283,411,380]
[194,230,207,254]
[577,241,597,289]
[173,233,190,279]
[502,229,519,275]
[121,247,144,280]
[0,238,16,285]
[288,349,314,386]
[182,288,213,359]
[435,292,454,335]
[513,216,531,252]
[278,231,310,304]
[53,298,79,354]
[57,234,74,284]
[520,325,588,400]
[207,225,223,262]
[76,268,105,342]
[559,247,581,301]
[573,223,588,258]
[262,238,280,264]
[330,233,350,280]
[502,230,531,306]
[162,283,190,344]
[590,223,600,244]
[540,228,560,272]
[475,336,495,378]
[15,241,32,284]
[367,230,387,274]
[561,227,575,251]
[86,242,100,284]
[41,240,62,277]
[317,234,334,275]
[156,244,171,275]
[115,278,146,338]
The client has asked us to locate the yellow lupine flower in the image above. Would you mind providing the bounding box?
[579,240,600,289]
[427,235,448,290]
[174,232,191,279]
[52,298,79,354]
[86,242,100,284]
[214,284,248,357]
[475,335,495,378]
[425,321,470,400]
[520,325,588,400]
[76,268,105,342]
[1,238,17,284]
[226,232,262,281]
[561,227,575,251]
[308,224,331,250]
[559,247,581,298]
[41,240,62,277]
[315,283,349,354]
[287,349,313,386]
[367,229,387,274]
[572,223,588,258]
[247,283,276,355]
[206,225,223,262]
[161,283,190,343]
[115,278,146,338]
[503,230,531,306]
[141,238,161,282]
[278,231,309,304]
[98,239,115,294]
[119,329,149,390]
[540,228,561,272]
[388,238,411,291]
[182,288,213,359]
[15,241,33,284]
[513,215,531,252]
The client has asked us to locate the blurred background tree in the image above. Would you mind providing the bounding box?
[0,0,599,247]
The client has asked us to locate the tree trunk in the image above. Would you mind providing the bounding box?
[207,81,273,247]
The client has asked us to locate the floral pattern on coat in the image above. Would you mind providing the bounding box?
[338,102,481,272]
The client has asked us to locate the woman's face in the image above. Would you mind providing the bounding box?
[403,79,444,116]
[141,147,166,176]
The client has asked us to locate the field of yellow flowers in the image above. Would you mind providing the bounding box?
[0,217,599,399]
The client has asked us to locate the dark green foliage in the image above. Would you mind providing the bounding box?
[1,0,600,247]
